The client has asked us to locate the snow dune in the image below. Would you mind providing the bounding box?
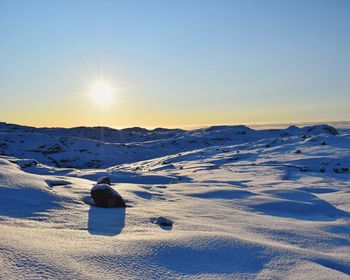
[0,123,349,279]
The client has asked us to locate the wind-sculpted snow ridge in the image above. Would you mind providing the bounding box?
[0,123,350,279]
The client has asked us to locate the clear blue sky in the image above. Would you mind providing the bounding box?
[1,0,349,128]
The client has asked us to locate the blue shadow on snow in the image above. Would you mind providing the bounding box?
[85,196,126,236]
[0,187,59,218]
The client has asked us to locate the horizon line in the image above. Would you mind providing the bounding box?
[2,119,350,131]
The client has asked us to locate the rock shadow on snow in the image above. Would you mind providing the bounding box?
[85,196,126,236]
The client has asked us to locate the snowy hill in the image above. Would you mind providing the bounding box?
[0,122,349,279]
[0,122,340,168]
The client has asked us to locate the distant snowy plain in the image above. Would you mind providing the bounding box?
[0,122,349,279]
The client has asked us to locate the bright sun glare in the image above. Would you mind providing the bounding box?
[89,80,115,106]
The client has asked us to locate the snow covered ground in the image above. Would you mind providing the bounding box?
[0,122,349,279]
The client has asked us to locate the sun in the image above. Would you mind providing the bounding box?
[89,80,115,106]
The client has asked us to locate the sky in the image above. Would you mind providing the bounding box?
[1,0,350,128]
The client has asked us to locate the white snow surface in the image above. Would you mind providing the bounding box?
[0,122,349,279]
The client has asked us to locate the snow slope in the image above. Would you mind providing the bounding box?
[0,123,349,279]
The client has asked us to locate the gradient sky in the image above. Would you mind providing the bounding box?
[1,0,350,128]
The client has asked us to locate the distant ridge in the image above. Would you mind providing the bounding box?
[0,121,341,169]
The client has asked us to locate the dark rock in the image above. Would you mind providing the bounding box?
[97,176,111,185]
[295,149,301,154]
[152,216,173,227]
[321,141,327,146]
[91,184,126,208]
[334,167,349,173]
[320,167,325,173]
